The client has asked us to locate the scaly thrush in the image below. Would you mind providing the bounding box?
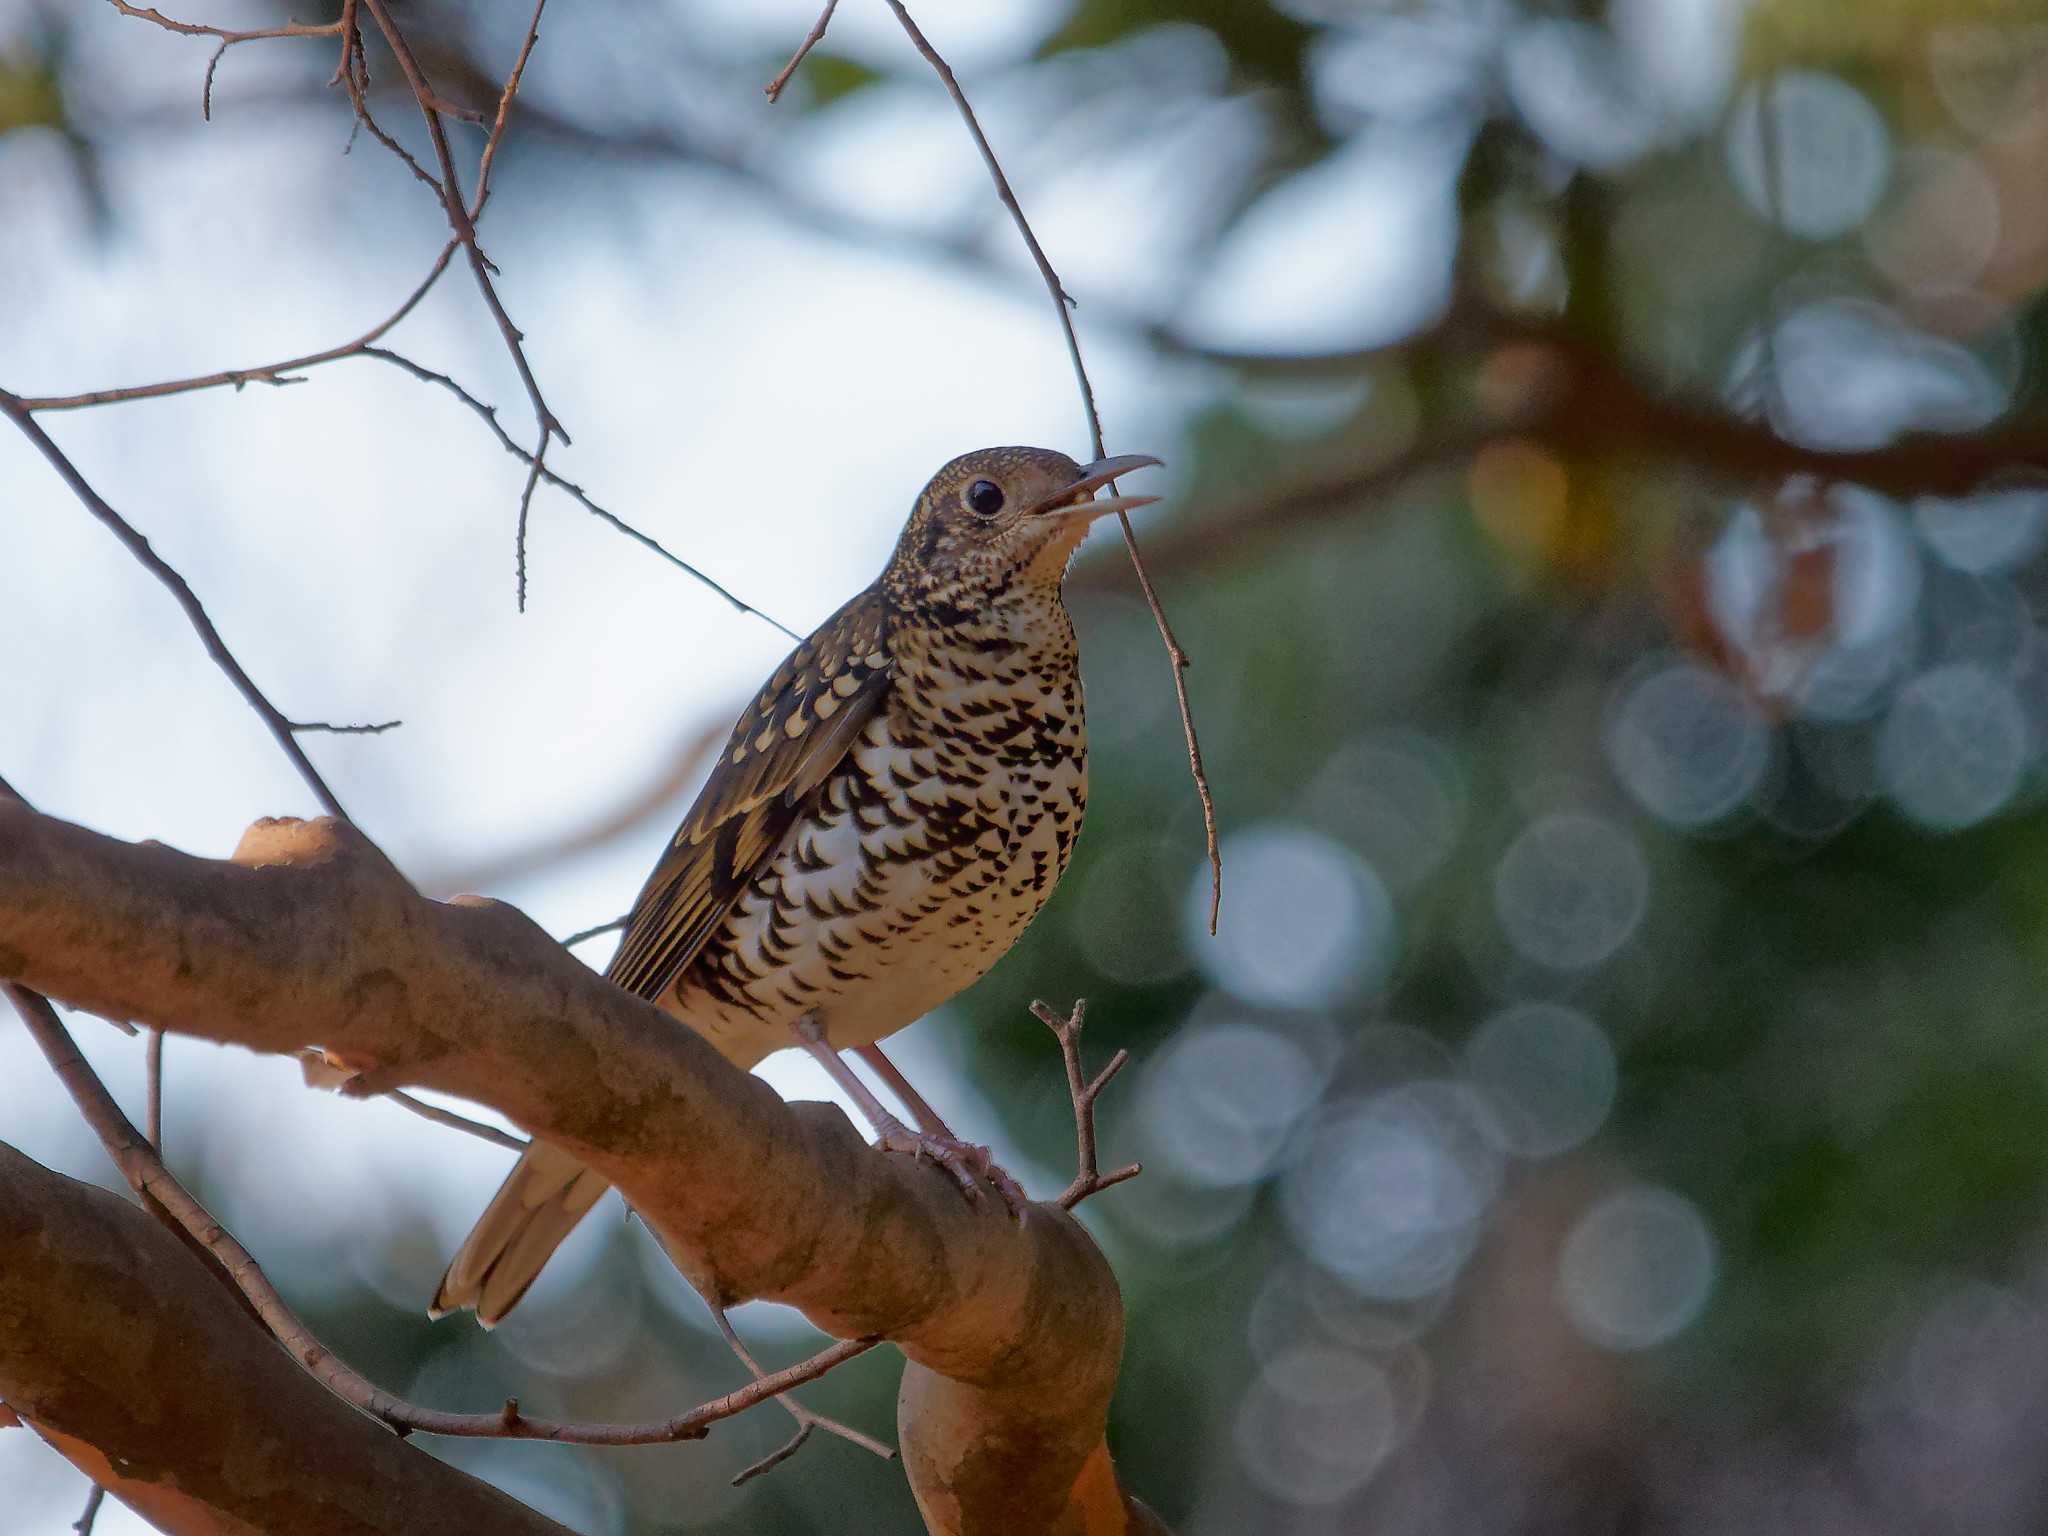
[433,446,1162,1325]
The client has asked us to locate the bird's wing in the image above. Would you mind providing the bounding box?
[604,588,893,1001]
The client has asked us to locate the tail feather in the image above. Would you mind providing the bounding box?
[431,1140,610,1327]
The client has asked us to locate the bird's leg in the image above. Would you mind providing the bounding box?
[855,1042,956,1139]
[790,1018,1027,1216]
[856,1042,1030,1214]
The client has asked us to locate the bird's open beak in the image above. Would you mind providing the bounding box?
[1028,453,1165,522]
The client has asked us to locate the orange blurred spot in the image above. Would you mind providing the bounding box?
[1470,438,1569,567]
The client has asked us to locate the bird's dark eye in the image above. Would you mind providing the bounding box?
[966,479,1005,516]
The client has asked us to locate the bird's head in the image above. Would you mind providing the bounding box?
[883,446,1162,608]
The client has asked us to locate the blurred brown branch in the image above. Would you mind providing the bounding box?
[1105,304,2048,584]
[0,801,1157,1533]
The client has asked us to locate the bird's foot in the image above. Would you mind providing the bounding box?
[876,1122,1029,1218]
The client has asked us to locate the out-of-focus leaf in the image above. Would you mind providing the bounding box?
[1743,0,2048,68]
[1038,0,1317,97]
[0,55,66,138]
[788,50,883,107]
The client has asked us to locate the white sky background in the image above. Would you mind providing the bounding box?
[0,0,1471,1526]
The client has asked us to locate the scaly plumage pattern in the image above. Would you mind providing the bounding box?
[434,446,1161,1325]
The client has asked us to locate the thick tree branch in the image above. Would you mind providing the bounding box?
[0,1140,578,1536]
[0,802,1152,1534]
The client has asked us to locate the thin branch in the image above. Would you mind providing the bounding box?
[471,0,550,223]
[145,1029,164,1153]
[14,240,459,413]
[0,391,350,821]
[1030,999,1141,1210]
[384,1090,528,1153]
[358,347,797,636]
[359,0,568,449]
[72,1484,106,1535]
[102,0,342,122]
[713,1306,894,1486]
[289,717,404,735]
[881,0,1221,933]
[515,435,545,610]
[8,984,880,1445]
[563,915,629,948]
[764,0,841,103]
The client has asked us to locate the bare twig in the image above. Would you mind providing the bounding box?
[514,435,546,609]
[288,717,403,735]
[712,1306,894,1486]
[145,1029,164,1153]
[764,0,842,103]
[342,0,564,605]
[103,0,343,122]
[881,0,1222,933]
[471,0,549,222]
[72,1485,107,1535]
[563,915,629,948]
[8,984,879,1445]
[1030,1000,1140,1210]
[15,242,460,413]
[359,347,797,636]
[384,1090,528,1153]
[0,391,351,821]
[359,0,566,449]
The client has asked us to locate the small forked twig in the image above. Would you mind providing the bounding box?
[1029,1000,1141,1210]
[357,348,798,637]
[879,0,1223,933]
[102,0,343,121]
[712,1306,894,1486]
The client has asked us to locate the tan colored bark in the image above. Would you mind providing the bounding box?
[0,801,1151,1533]
[0,1141,577,1536]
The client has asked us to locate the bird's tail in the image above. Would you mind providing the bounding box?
[430,1140,610,1327]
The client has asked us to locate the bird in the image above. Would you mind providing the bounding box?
[432,445,1163,1326]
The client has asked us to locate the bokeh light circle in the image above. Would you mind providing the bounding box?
[1465,1002,1619,1158]
[1072,839,1192,985]
[1190,822,1397,1008]
[1559,1185,1717,1350]
[1492,811,1649,970]
[1604,660,1771,828]
[1282,1082,1504,1301]
[1914,487,2048,576]
[1137,1019,1326,1188]
[1308,728,1468,894]
[1877,663,2030,830]
[1726,71,1891,240]
[1233,1344,1402,1504]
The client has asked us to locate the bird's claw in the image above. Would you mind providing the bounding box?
[878,1126,1030,1219]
